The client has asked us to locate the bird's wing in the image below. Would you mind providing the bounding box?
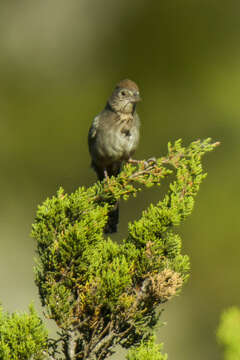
[88,115,100,139]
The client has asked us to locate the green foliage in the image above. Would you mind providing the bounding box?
[31,138,219,358]
[0,305,48,360]
[126,336,167,360]
[217,307,240,360]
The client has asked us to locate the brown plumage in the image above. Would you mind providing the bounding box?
[88,79,141,233]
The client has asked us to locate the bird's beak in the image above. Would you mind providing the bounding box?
[132,91,142,102]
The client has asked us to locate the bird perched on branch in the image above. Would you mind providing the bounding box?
[88,79,141,233]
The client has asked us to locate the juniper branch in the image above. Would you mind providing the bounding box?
[31,138,219,359]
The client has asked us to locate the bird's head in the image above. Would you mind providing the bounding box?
[108,79,141,114]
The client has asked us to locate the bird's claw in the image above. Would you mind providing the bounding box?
[128,158,142,165]
[147,157,157,164]
[129,157,157,168]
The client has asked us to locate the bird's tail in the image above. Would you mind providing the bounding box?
[104,201,119,234]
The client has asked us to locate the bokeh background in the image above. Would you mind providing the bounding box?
[0,1,239,359]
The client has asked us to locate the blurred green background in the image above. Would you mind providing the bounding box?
[0,1,239,359]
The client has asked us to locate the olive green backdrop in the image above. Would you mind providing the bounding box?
[0,1,239,359]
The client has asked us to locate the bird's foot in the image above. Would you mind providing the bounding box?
[146,157,157,164]
[128,157,157,168]
[128,158,142,165]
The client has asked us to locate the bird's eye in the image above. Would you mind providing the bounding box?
[120,90,127,96]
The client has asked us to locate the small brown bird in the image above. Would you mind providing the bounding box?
[88,79,141,232]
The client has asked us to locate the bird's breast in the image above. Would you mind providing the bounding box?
[95,117,139,163]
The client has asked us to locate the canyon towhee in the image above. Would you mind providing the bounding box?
[88,79,141,233]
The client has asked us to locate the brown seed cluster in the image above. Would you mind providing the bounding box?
[149,269,183,301]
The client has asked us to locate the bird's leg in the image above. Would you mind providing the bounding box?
[103,168,114,186]
[104,169,109,179]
